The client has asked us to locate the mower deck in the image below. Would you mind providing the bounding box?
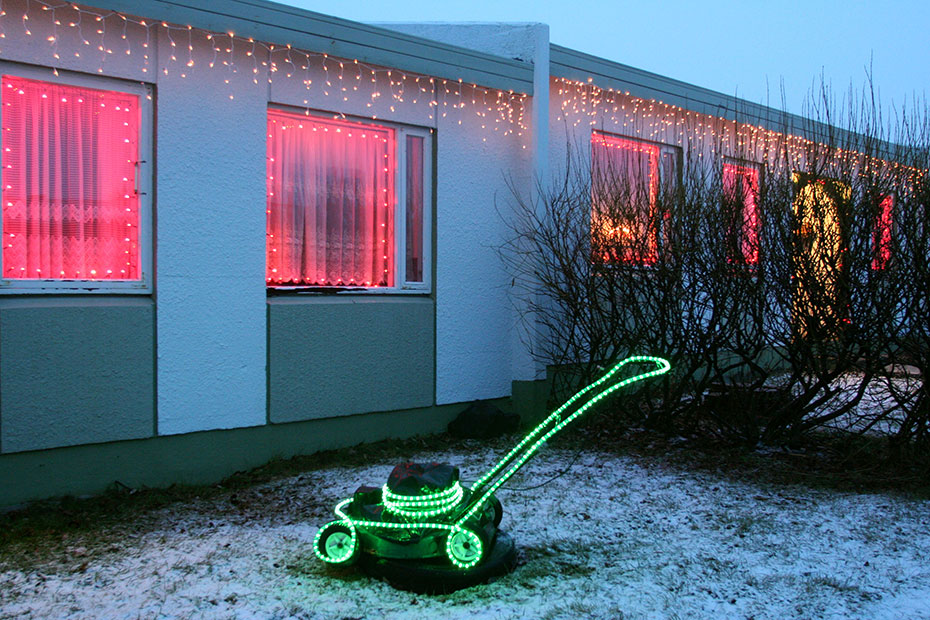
[358,530,517,594]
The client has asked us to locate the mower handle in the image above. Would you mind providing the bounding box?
[459,355,670,525]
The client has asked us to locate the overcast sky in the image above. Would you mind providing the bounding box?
[282,0,928,119]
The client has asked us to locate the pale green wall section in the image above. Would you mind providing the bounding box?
[0,400,483,507]
[268,297,435,423]
[0,298,155,453]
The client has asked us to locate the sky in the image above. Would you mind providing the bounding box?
[282,0,929,120]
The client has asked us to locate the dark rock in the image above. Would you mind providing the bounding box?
[447,401,519,439]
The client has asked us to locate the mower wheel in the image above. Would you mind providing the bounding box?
[446,527,486,569]
[315,522,358,565]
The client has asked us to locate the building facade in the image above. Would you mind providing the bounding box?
[0,0,874,506]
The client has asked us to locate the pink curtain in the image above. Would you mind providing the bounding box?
[591,132,659,264]
[266,111,395,287]
[2,75,140,280]
[722,162,760,265]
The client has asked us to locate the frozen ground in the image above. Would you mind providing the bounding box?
[813,372,923,437]
[2,438,929,620]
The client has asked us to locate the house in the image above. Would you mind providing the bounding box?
[0,0,893,507]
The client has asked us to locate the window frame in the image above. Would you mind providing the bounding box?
[266,105,432,295]
[590,130,680,267]
[0,62,154,295]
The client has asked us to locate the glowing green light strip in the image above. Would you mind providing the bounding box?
[313,355,670,570]
[456,356,669,526]
[382,482,465,519]
[382,481,462,506]
[313,499,484,569]
[468,356,669,498]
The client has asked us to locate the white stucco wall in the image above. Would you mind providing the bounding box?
[377,23,549,392]
[432,107,532,403]
[153,30,268,435]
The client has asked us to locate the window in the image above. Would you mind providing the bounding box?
[265,109,431,291]
[0,66,152,293]
[590,131,678,265]
[722,160,761,266]
[871,194,893,270]
[792,174,849,336]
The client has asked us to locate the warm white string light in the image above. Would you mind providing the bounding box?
[0,0,529,137]
[556,77,917,178]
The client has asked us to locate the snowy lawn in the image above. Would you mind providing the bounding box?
[1,433,929,620]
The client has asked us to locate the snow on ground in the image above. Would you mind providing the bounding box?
[2,440,929,620]
[812,373,923,437]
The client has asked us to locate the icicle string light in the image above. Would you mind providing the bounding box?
[555,77,919,181]
[0,0,529,137]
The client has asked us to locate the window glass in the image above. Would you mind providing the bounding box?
[871,194,893,270]
[405,135,424,284]
[722,160,761,265]
[1,75,141,282]
[591,131,677,265]
[266,110,395,287]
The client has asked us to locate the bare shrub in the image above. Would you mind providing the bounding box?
[502,80,928,450]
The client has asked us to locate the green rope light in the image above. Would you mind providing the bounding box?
[382,481,465,519]
[445,526,484,568]
[314,355,670,571]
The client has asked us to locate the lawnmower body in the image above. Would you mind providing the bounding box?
[336,479,499,561]
[315,461,501,570]
[314,355,670,576]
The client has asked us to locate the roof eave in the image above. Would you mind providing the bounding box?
[79,0,535,94]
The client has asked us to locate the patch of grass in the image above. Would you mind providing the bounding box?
[540,600,604,620]
[0,433,486,569]
[711,510,775,538]
[803,574,880,602]
[0,483,202,569]
[700,555,738,575]
[2,402,926,574]
[515,541,598,586]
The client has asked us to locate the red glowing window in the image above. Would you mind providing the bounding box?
[266,110,396,288]
[1,75,141,282]
[591,131,677,265]
[871,195,893,270]
[722,161,761,266]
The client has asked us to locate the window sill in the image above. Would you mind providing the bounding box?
[267,286,430,297]
[0,282,151,295]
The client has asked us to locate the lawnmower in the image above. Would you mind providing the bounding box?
[313,355,670,591]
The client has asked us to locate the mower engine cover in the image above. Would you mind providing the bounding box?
[387,462,459,496]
